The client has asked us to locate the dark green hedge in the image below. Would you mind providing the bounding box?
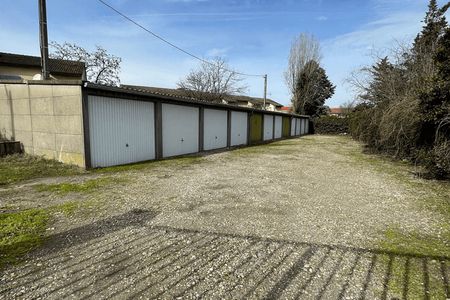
[314,115,349,134]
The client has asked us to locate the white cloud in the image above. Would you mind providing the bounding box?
[206,47,230,57]
[316,16,328,21]
[322,11,424,107]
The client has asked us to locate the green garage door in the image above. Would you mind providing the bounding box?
[250,113,263,143]
[282,116,290,137]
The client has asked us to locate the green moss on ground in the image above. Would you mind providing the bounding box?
[0,154,83,186]
[379,227,449,258]
[325,135,450,299]
[95,155,204,173]
[0,209,49,268]
[0,197,107,269]
[35,177,127,195]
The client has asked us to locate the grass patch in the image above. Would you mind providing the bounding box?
[96,155,204,173]
[49,198,103,217]
[379,227,449,258]
[0,209,49,268]
[0,197,106,269]
[0,154,83,186]
[35,177,127,195]
[378,227,449,299]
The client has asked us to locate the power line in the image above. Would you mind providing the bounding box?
[96,0,265,78]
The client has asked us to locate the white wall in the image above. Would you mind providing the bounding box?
[89,96,155,167]
[230,111,247,146]
[162,103,199,157]
[305,119,309,134]
[263,114,274,141]
[203,108,228,150]
[274,116,282,139]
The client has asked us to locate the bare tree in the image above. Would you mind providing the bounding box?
[50,41,121,86]
[177,57,247,103]
[284,33,321,113]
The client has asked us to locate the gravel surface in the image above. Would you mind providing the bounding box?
[1,135,448,299]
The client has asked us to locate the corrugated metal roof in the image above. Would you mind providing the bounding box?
[0,52,85,76]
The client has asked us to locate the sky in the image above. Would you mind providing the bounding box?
[0,0,446,107]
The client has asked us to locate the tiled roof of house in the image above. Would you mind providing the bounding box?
[0,52,85,76]
[121,84,283,107]
[329,107,344,114]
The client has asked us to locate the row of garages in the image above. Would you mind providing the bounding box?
[85,86,310,168]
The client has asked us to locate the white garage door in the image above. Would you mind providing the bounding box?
[162,104,199,157]
[274,116,282,139]
[263,115,274,141]
[295,118,301,135]
[204,108,227,150]
[291,118,296,136]
[88,96,155,168]
[230,111,247,146]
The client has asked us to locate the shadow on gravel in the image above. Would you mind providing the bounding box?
[43,209,158,252]
[1,222,448,299]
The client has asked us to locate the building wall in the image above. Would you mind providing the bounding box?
[0,82,85,166]
[0,66,81,81]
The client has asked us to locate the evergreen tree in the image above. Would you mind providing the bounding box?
[416,1,450,146]
[294,60,335,117]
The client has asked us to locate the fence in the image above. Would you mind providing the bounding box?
[84,85,310,168]
[0,141,22,157]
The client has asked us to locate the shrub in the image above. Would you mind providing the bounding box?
[314,115,349,134]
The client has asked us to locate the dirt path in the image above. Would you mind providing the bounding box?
[1,135,449,299]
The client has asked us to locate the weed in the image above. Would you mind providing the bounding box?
[0,154,83,186]
[96,155,204,173]
[35,177,127,195]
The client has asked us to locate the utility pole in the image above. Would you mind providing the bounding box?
[263,74,267,110]
[38,0,50,80]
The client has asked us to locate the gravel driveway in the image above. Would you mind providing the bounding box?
[1,135,449,299]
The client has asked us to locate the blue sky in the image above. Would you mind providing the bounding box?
[0,0,446,106]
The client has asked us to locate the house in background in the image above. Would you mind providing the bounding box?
[229,94,283,111]
[121,85,284,112]
[0,52,85,81]
[279,106,293,113]
[328,107,345,117]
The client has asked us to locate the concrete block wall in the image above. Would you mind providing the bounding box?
[0,82,85,167]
